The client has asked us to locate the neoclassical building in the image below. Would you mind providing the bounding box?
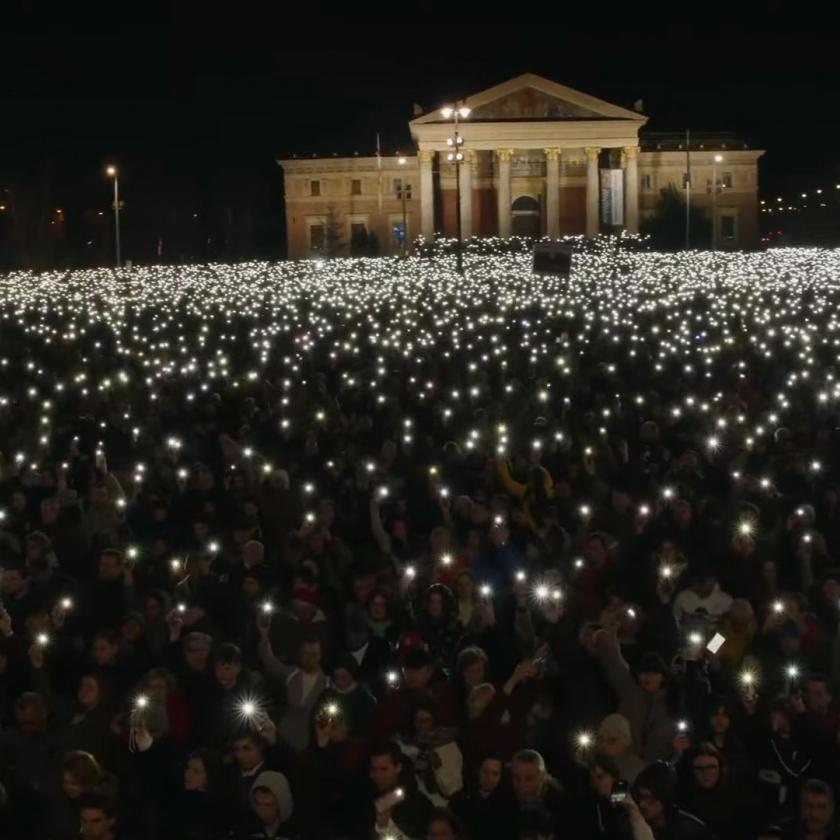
[279,74,763,257]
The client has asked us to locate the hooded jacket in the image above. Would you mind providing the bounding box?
[248,770,295,838]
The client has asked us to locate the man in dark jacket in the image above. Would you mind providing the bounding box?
[634,761,710,840]
[511,749,569,838]
[356,739,433,839]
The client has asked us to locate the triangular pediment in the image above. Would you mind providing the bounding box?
[470,87,602,120]
[411,73,645,125]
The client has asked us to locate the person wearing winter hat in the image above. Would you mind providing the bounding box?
[633,761,709,839]
[246,769,295,839]
[596,713,645,784]
[374,647,459,738]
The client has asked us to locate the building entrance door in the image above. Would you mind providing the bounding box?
[511,195,541,238]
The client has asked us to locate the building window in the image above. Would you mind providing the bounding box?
[309,224,325,252]
[394,178,413,200]
[722,172,733,189]
[351,179,362,195]
[350,222,366,238]
[640,173,653,190]
[310,180,321,197]
[720,215,736,240]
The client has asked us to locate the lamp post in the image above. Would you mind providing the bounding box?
[441,103,471,275]
[711,154,723,252]
[397,155,409,256]
[106,165,121,267]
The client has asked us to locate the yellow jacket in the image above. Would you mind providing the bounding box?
[497,460,556,529]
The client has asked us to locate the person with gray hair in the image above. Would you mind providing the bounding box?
[786,779,838,840]
[511,749,568,836]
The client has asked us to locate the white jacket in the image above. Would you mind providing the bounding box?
[397,739,463,807]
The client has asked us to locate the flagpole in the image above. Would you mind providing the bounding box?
[685,128,691,250]
[376,133,383,214]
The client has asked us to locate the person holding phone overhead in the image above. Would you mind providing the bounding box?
[360,739,433,839]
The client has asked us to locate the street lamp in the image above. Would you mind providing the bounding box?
[711,154,723,252]
[106,165,121,267]
[397,155,409,256]
[441,104,471,274]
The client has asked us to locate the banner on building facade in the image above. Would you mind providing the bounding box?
[600,169,624,227]
[533,242,572,276]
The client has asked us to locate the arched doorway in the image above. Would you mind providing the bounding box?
[511,195,541,238]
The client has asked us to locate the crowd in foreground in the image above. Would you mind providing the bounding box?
[1,242,840,838]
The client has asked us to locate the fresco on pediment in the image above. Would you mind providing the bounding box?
[470,87,602,120]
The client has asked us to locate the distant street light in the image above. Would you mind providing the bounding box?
[397,155,409,256]
[106,165,121,267]
[441,104,471,275]
[712,154,724,252]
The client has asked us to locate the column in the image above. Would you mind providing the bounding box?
[585,146,601,238]
[545,148,561,239]
[622,146,640,234]
[496,148,513,238]
[459,150,474,239]
[419,149,435,240]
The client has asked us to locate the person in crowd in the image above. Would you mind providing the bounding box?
[675,742,747,840]
[425,807,466,840]
[510,749,568,836]
[449,754,518,839]
[782,778,840,840]
[361,739,433,839]
[48,750,117,840]
[396,696,463,806]
[632,761,710,839]
[595,713,645,785]
[589,630,675,762]
[169,748,231,840]
[570,752,635,839]
[240,770,296,839]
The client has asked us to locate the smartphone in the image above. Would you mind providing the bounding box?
[375,787,404,814]
[610,780,628,804]
[706,632,726,654]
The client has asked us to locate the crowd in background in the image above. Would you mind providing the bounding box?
[0,246,839,838]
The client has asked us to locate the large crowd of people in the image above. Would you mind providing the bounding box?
[1,240,840,839]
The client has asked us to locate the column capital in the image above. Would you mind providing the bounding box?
[463,149,478,166]
[584,147,601,163]
[544,147,563,162]
[495,148,515,163]
[418,149,435,163]
[622,145,641,160]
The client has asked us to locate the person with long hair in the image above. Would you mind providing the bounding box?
[397,696,463,807]
[169,748,232,840]
[676,742,747,840]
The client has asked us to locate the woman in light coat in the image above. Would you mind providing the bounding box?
[397,696,463,807]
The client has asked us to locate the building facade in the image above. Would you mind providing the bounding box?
[279,74,763,258]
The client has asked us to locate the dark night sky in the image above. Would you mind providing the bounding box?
[2,5,839,257]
